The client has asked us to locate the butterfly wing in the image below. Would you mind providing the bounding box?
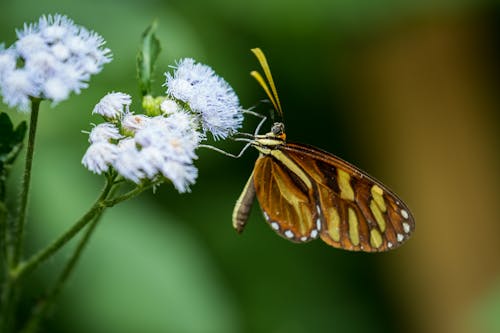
[253,153,322,243]
[253,142,415,252]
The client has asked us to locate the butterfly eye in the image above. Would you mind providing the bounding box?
[271,122,284,135]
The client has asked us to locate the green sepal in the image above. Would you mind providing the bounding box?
[136,21,161,97]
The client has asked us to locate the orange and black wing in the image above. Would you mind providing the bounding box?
[253,142,415,252]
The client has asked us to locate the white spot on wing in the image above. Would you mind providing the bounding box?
[397,233,404,242]
[316,218,322,231]
[401,209,409,219]
[271,222,279,231]
[316,205,321,215]
[310,229,318,239]
[263,212,269,220]
[403,222,411,234]
[284,230,294,239]
[300,236,307,242]
[388,242,393,248]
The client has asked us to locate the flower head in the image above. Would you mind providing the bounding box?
[160,160,198,194]
[121,113,151,133]
[81,141,118,174]
[92,92,131,119]
[159,98,180,115]
[83,54,246,193]
[113,138,145,184]
[165,58,243,140]
[83,93,202,193]
[88,123,122,143]
[0,14,112,111]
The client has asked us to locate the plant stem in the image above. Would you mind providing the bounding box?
[10,177,114,281]
[18,181,150,332]
[20,214,104,333]
[12,99,41,266]
[103,184,151,207]
[0,202,7,268]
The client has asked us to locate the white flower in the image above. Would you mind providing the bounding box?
[82,141,118,174]
[138,146,166,178]
[93,92,131,119]
[160,160,198,193]
[50,42,71,61]
[0,46,16,77]
[164,58,243,139]
[165,77,194,101]
[0,14,112,111]
[86,110,201,191]
[189,78,242,140]
[83,110,201,192]
[112,138,144,183]
[159,98,180,115]
[137,114,200,192]
[121,113,150,133]
[135,114,200,164]
[165,58,213,102]
[15,33,48,59]
[89,123,122,143]
[0,69,38,112]
[43,77,71,102]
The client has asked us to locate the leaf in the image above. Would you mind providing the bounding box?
[0,112,27,200]
[136,20,161,96]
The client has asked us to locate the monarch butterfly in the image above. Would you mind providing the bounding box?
[232,48,415,252]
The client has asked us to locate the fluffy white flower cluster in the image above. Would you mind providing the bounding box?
[0,14,112,111]
[83,58,245,192]
[165,58,243,140]
[82,92,201,193]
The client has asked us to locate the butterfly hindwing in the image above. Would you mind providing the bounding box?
[253,154,322,243]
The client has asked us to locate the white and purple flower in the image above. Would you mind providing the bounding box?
[83,94,203,193]
[165,58,243,140]
[0,14,112,111]
[83,56,245,193]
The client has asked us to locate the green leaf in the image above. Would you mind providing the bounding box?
[136,20,161,96]
[0,112,27,200]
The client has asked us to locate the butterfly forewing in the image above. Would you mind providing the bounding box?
[253,142,415,252]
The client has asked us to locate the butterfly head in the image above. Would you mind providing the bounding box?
[265,122,286,141]
[271,122,285,136]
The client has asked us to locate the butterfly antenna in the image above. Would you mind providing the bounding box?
[250,48,283,118]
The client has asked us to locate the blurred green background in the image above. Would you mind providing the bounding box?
[2,0,500,332]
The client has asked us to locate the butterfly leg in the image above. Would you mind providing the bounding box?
[199,141,253,158]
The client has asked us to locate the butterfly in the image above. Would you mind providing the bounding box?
[232,48,415,252]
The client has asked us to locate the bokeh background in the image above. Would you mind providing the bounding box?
[2,0,500,332]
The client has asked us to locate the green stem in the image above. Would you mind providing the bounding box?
[0,272,16,333]
[1,202,7,267]
[20,214,104,333]
[10,177,114,281]
[19,182,148,332]
[12,99,41,266]
[103,184,151,207]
